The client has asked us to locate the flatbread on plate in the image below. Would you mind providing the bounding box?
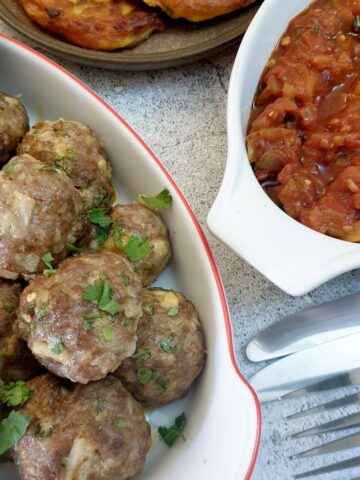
[143,0,256,21]
[19,0,164,51]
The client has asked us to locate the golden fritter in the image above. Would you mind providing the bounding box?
[19,0,164,51]
[143,0,255,21]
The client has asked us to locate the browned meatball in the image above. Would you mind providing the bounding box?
[115,288,206,407]
[0,154,87,280]
[17,119,114,209]
[105,203,172,286]
[0,92,29,163]
[13,374,150,480]
[0,281,40,382]
[18,251,143,383]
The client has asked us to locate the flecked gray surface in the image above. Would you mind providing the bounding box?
[2,21,360,480]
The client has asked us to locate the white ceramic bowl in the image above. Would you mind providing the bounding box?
[0,35,260,479]
[208,0,360,297]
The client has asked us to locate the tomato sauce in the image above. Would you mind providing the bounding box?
[247,0,360,241]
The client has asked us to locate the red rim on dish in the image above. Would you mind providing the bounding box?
[0,33,261,479]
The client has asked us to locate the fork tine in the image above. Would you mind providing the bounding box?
[292,431,360,458]
[290,411,360,439]
[293,454,360,478]
[286,392,360,420]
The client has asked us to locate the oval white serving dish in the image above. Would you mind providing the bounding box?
[208,0,360,297]
[0,35,260,479]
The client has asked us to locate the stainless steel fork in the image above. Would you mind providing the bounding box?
[285,372,360,478]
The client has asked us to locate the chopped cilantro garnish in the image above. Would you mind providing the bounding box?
[158,413,187,448]
[102,326,113,341]
[92,187,109,210]
[82,312,102,320]
[29,323,36,333]
[98,280,120,316]
[82,283,102,302]
[124,235,153,262]
[0,381,32,407]
[84,320,95,330]
[65,149,76,160]
[89,209,113,228]
[3,305,15,313]
[167,307,178,317]
[0,411,32,455]
[38,302,50,319]
[121,273,130,287]
[114,416,126,428]
[51,340,64,355]
[82,312,102,330]
[41,252,57,276]
[3,159,18,177]
[132,347,151,360]
[65,243,83,253]
[159,340,177,353]
[136,368,153,385]
[96,226,110,246]
[113,224,124,248]
[140,188,172,209]
[82,277,120,316]
[94,398,106,416]
[156,377,170,395]
[34,424,54,438]
[41,154,71,177]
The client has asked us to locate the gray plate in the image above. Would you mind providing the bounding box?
[0,0,261,70]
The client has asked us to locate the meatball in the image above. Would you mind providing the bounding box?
[115,288,206,407]
[17,119,114,209]
[0,154,87,280]
[105,203,172,286]
[13,374,150,480]
[0,92,29,163]
[18,251,143,383]
[0,281,40,382]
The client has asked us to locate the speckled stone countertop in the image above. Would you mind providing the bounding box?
[3,21,360,480]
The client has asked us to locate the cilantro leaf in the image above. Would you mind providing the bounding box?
[92,187,110,210]
[65,243,83,253]
[83,277,120,316]
[113,224,124,248]
[3,159,18,177]
[82,283,102,302]
[156,377,170,395]
[159,340,177,353]
[167,307,179,317]
[124,236,153,262]
[0,381,33,407]
[140,189,172,209]
[102,326,113,341]
[89,209,112,228]
[158,413,187,447]
[82,312,102,320]
[41,252,57,276]
[0,411,32,455]
[51,340,64,355]
[136,368,153,385]
[96,226,110,246]
[132,347,151,360]
[38,302,50,319]
[101,300,120,316]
